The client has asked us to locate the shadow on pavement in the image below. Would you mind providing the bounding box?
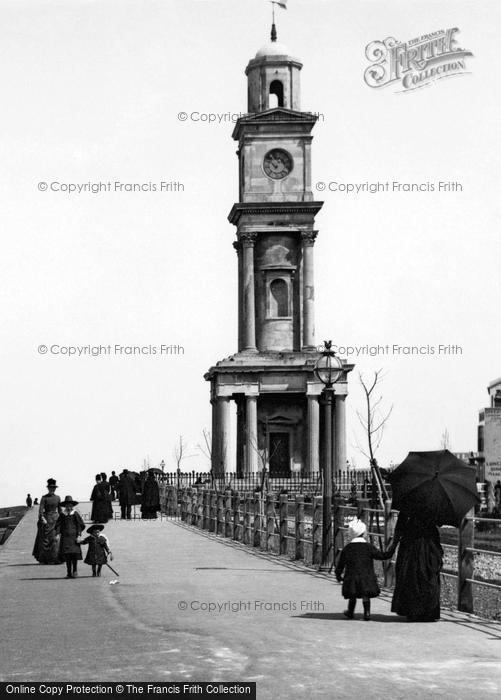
[295,612,408,622]
[195,567,298,572]
[5,563,50,567]
[19,576,95,581]
[443,617,501,640]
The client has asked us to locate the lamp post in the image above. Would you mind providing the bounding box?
[314,340,343,570]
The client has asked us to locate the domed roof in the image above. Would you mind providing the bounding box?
[255,40,291,58]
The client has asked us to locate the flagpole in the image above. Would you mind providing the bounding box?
[271,1,276,42]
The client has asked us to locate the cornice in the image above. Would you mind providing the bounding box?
[228,201,324,226]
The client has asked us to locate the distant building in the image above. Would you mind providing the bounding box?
[478,377,501,484]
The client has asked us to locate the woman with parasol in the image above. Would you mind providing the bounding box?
[388,511,443,621]
[388,450,479,622]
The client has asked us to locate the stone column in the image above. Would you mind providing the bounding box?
[301,231,317,350]
[307,395,320,473]
[240,232,258,353]
[245,395,258,473]
[212,397,230,476]
[233,241,243,352]
[335,395,347,477]
[211,396,218,474]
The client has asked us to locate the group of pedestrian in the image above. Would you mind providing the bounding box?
[89,467,161,522]
[115,468,160,520]
[335,512,443,622]
[32,478,113,579]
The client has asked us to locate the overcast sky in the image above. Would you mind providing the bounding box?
[1,0,499,507]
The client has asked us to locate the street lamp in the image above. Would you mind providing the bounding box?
[314,340,343,570]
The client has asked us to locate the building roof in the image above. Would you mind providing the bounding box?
[255,40,291,58]
[488,377,501,390]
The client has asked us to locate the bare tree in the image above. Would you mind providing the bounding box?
[354,370,393,507]
[440,428,450,450]
[246,419,285,494]
[355,370,393,462]
[197,428,225,491]
[173,435,187,471]
[172,435,199,488]
[197,428,212,461]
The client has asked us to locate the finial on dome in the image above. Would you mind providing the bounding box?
[271,22,277,42]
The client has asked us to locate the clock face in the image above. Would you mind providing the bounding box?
[263,149,293,180]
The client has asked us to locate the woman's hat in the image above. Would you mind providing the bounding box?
[47,478,58,488]
[348,518,367,539]
[87,523,105,533]
[61,495,78,507]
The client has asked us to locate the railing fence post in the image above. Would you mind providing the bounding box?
[295,494,304,561]
[197,489,203,528]
[217,493,224,535]
[243,495,251,545]
[191,490,198,526]
[458,508,474,613]
[233,492,240,541]
[266,494,274,551]
[225,491,232,538]
[202,490,209,530]
[312,496,322,566]
[253,494,261,548]
[279,494,288,556]
[209,491,217,533]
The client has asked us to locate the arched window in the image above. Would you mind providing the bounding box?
[269,80,284,108]
[270,278,289,317]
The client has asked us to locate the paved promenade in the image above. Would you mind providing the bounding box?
[1,504,500,698]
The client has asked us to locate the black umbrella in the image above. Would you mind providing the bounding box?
[389,450,480,526]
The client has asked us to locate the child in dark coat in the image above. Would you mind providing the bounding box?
[335,518,393,620]
[79,523,112,577]
[56,496,85,579]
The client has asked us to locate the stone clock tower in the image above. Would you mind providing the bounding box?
[205,31,352,477]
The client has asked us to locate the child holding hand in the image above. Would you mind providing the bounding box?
[335,518,393,620]
[79,523,112,577]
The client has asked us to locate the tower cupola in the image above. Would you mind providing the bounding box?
[245,34,302,112]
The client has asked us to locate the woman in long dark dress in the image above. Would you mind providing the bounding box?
[90,474,111,523]
[100,472,114,520]
[32,478,62,564]
[141,470,160,519]
[390,512,443,622]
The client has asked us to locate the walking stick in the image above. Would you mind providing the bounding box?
[105,560,119,577]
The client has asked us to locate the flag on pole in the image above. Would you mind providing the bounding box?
[270,0,287,42]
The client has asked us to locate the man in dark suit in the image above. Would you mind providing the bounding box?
[118,469,137,519]
[109,471,119,500]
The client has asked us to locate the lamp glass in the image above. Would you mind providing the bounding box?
[315,353,343,386]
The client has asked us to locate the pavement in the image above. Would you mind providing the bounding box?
[1,504,500,699]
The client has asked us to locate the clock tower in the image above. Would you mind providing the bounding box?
[205,30,352,477]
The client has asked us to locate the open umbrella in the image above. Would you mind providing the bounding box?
[389,450,480,526]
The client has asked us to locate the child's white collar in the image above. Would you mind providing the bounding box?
[351,536,366,543]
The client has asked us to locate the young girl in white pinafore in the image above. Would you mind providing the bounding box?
[335,519,393,620]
